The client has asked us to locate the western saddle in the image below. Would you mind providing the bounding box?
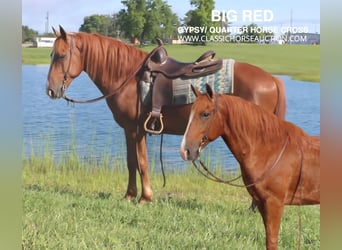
[142,39,223,134]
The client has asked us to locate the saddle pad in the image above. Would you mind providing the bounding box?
[140,59,235,106]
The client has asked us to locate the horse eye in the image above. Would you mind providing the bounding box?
[200,112,210,119]
[55,54,66,61]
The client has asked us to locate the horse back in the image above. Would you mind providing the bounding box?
[233,61,275,85]
[232,61,286,119]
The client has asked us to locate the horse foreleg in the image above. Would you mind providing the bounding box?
[124,130,153,203]
[124,130,138,201]
[136,132,153,203]
[257,199,284,250]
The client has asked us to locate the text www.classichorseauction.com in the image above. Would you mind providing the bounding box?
[177,9,310,44]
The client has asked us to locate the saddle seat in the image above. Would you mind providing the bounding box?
[147,46,219,79]
[142,39,223,134]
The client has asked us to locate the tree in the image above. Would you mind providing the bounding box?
[22,25,38,43]
[117,0,146,42]
[79,14,116,36]
[118,0,179,44]
[159,2,179,40]
[139,0,179,42]
[184,0,218,44]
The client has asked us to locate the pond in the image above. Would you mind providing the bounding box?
[22,65,320,172]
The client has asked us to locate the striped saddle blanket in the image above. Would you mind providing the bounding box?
[140,58,235,106]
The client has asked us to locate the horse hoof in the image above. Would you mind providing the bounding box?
[138,197,153,204]
[124,194,136,202]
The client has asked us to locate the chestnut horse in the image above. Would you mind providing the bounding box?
[180,84,320,250]
[46,26,286,203]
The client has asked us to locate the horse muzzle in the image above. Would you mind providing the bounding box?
[46,82,66,99]
[179,143,201,161]
[47,88,62,99]
[180,136,208,161]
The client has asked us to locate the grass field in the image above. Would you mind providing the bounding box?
[23,151,320,249]
[22,43,320,82]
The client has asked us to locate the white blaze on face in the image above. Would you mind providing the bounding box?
[180,110,195,160]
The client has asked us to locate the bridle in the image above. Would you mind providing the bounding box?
[60,34,142,104]
[59,35,156,104]
[197,92,220,152]
[191,94,290,188]
[61,35,75,92]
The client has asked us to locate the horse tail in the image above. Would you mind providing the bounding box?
[273,76,287,119]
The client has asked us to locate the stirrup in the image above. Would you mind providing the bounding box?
[144,112,164,135]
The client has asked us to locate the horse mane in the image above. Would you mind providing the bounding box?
[220,95,308,144]
[74,32,148,88]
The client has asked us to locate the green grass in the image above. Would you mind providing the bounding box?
[22,43,320,82]
[22,47,52,65]
[23,151,320,249]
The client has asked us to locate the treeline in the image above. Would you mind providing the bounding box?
[22,0,274,44]
[22,0,219,44]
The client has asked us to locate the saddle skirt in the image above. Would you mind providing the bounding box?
[140,58,235,106]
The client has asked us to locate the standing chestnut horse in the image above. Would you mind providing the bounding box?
[46,26,286,203]
[180,84,320,250]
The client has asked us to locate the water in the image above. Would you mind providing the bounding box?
[22,65,320,172]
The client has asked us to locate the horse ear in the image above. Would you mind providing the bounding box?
[205,84,214,100]
[191,84,201,97]
[52,26,60,37]
[59,25,67,41]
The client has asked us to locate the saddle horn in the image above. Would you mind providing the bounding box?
[156,38,163,46]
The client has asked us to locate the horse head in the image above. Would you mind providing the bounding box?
[46,26,83,99]
[180,84,223,161]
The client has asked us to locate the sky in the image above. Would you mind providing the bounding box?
[22,0,320,35]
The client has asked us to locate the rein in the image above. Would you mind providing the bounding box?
[192,134,289,188]
[61,40,159,104]
[62,63,142,104]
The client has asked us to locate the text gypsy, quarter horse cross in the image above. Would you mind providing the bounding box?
[180,84,320,250]
[46,26,286,203]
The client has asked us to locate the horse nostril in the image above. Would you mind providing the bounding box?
[47,89,55,98]
[182,148,191,161]
[185,149,190,158]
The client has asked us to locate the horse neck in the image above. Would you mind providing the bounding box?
[218,95,285,165]
[80,34,147,94]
